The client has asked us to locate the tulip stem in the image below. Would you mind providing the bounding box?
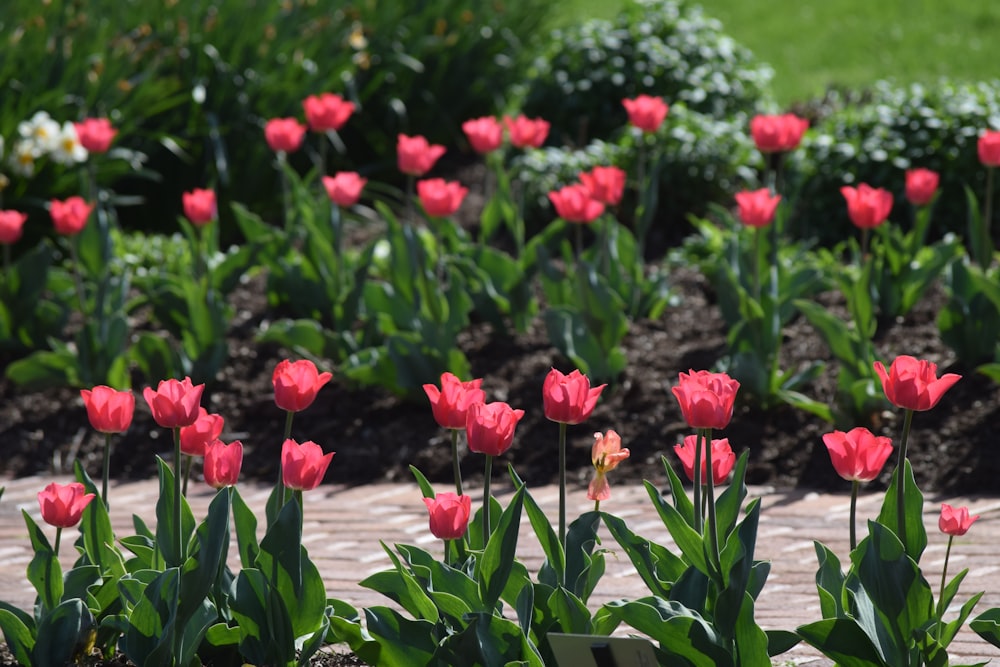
[702,428,721,575]
[937,535,954,641]
[483,454,493,547]
[451,429,463,496]
[54,526,62,560]
[101,432,112,510]
[558,421,568,567]
[693,430,703,533]
[594,499,601,512]
[849,480,859,551]
[173,426,182,564]
[896,408,914,549]
[278,410,295,508]
[982,167,994,268]
[751,226,762,303]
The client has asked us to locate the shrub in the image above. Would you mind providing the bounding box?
[518,0,773,145]
[788,80,1000,245]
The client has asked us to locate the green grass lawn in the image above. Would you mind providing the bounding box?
[561,0,1000,105]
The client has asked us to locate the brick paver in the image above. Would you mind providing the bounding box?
[2,474,999,665]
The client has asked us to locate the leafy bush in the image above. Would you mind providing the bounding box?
[789,80,1000,245]
[518,0,773,144]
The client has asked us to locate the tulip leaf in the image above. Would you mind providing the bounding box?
[73,462,124,577]
[231,486,260,569]
[565,511,602,600]
[396,543,485,614]
[876,459,927,560]
[600,511,683,598]
[120,567,180,666]
[796,618,890,667]
[154,458,196,568]
[814,541,847,618]
[231,567,296,666]
[360,545,438,622]
[0,607,34,665]
[642,481,710,575]
[178,486,230,623]
[22,509,62,614]
[714,449,750,541]
[517,479,565,586]
[546,586,592,634]
[408,465,437,500]
[32,598,94,667]
[477,485,525,609]
[939,590,984,649]
[603,597,732,667]
[363,606,438,667]
[971,607,1000,649]
[660,455,695,525]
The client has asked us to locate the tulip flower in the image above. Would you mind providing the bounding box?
[397,133,446,176]
[671,370,740,430]
[143,377,204,429]
[0,210,27,245]
[322,172,367,208]
[749,113,808,153]
[674,434,735,486]
[81,386,134,435]
[735,188,781,228]
[182,188,217,226]
[423,492,472,540]
[204,439,243,489]
[939,503,979,537]
[466,400,524,544]
[823,427,893,550]
[874,355,961,413]
[73,118,117,154]
[264,118,307,153]
[417,178,468,217]
[281,439,334,491]
[548,183,604,224]
[542,368,605,425]
[50,196,94,236]
[579,166,626,206]
[302,93,355,132]
[503,115,549,149]
[905,168,940,207]
[978,130,1000,167]
[272,359,333,413]
[179,407,224,457]
[841,183,893,230]
[462,116,503,154]
[588,430,630,507]
[423,372,486,430]
[38,481,95,529]
[622,95,669,133]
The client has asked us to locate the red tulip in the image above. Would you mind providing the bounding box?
[417,178,468,217]
[841,183,893,229]
[73,118,117,154]
[179,407,225,457]
[579,166,626,206]
[588,429,629,501]
[182,188,217,226]
[822,427,893,483]
[0,210,28,245]
[142,377,205,428]
[978,130,1000,168]
[504,115,550,149]
[673,434,735,485]
[939,503,980,537]
[873,355,961,412]
[462,116,503,154]
[423,492,472,540]
[735,188,781,228]
[397,133,446,176]
[671,370,740,430]
[905,168,940,207]
[548,183,604,223]
[281,439,334,490]
[750,113,808,153]
[302,93,355,132]
[423,372,486,430]
[264,118,307,153]
[272,359,333,413]
[50,197,94,236]
[465,401,524,457]
[622,95,669,133]
[204,439,243,489]
[37,482,95,528]
[542,368,605,425]
[322,172,367,207]
[80,385,134,434]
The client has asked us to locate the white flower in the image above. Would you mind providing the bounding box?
[49,121,88,165]
[17,111,60,156]
[9,140,37,177]
[0,135,5,160]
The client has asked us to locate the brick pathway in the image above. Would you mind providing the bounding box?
[2,474,999,665]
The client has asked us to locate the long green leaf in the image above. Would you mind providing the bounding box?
[797,618,891,667]
[477,486,525,609]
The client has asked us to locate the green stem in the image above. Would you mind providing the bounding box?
[861,227,870,259]
[693,430,703,533]
[594,499,600,512]
[703,427,721,574]
[173,426,182,563]
[67,240,88,314]
[483,454,493,547]
[102,432,112,510]
[937,535,954,641]
[558,421,568,564]
[983,166,994,267]
[896,408,914,548]
[574,221,583,260]
[752,225,762,303]
[635,141,649,261]
[406,174,415,226]
[849,480,859,551]
[278,410,295,508]
[279,152,292,233]
[54,526,62,560]
[451,428,463,496]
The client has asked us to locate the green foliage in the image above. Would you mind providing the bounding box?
[520,0,772,143]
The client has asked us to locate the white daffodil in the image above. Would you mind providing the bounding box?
[50,121,88,165]
[17,110,60,156]
[9,139,37,177]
